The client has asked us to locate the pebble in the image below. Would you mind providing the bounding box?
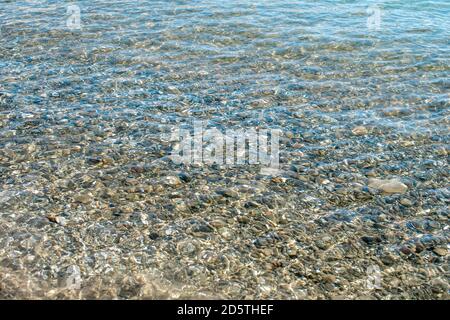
[216,188,238,198]
[414,243,425,253]
[149,232,160,240]
[178,241,197,256]
[130,165,145,173]
[322,274,336,283]
[352,126,368,136]
[191,221,214,233]
[86,157,102,165]
[368,178,408,194]
[431,278,449,293]
[178,172,192,182]
[47,215,57,223]
[432,247,447,256]
[55,216,67,226]
[164,176,181,186]
[73,194,92,204]
[400,198,413,206]
[210,219,227,229]
[361,236,382,245]
[47,215,67,226]
[399,246,413,255]
[218,227,233,240]
[381,253,397,266]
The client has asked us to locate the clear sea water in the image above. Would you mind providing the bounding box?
[0,0,449,299]
[1,1,448,133]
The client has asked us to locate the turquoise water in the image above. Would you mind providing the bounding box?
[1,1,448,163]
[1,1,448,129]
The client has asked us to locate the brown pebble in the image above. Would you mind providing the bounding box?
[399,246,412,255]
[47,215,57,223]
[322,274,336,283]
[433,247,447,256]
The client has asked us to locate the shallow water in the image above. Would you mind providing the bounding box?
[0,1,449,299]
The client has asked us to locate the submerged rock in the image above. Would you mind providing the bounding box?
[352,126,368,136]
[164,176,182,187]
[433,247,447,256]
[368,178,408,194]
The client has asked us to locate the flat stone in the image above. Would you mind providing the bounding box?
[73,194,92,204]
[433,247,447,256]
[399,246,412,255]
[322,274,336,283]
[400,198,413,206]
[368,178,408,194]
[47,215,67,226]
[381,253,397,266]
[352,126,368,136]
[216,188,238,198]
[55,216,67,226]
[164,176,181,186]
[209,219,227,228]
[361,236,381,245]
[178,172,192,182]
